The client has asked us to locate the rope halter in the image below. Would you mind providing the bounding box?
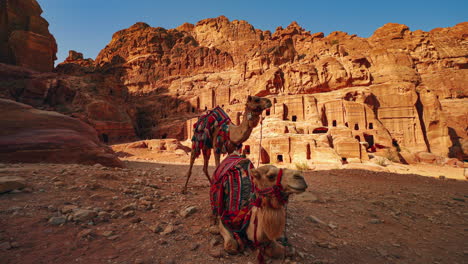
[253,169,289,208]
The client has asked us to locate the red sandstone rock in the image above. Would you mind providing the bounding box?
[0,99,123,167]
[3,0,467,164]
[0,0,57,72]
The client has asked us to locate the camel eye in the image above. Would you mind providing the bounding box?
[255,98,260,103]
[267,174,275,181]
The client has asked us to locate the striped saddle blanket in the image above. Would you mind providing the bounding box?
[210,154,255,233]
[191,106,232,158]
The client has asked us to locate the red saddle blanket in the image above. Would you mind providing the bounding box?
[191,106,231,158]
[210,154,255,232]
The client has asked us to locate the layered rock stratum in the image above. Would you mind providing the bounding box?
[0,0,57,72]
[0,0,466,165]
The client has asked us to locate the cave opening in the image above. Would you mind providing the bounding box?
[101,133,109,143]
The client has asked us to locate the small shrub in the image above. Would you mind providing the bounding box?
[385,149,399,162]
[295,162,310,171]
[331,39,339,45]
[375,157,388,167]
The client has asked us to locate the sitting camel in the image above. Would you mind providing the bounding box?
[210,154,308,263]
[182,95,272,192]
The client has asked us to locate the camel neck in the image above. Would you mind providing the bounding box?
[229,109,257,144]
[256,205,286,241]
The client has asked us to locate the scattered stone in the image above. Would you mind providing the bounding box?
[130,217,142,223]
[61,205,78,214]
[77,229,93,239]
[107,235,120,240]
[9,242,19,248]
[210,237,221,247]
[149,223,163,233]
[180,206,198,218]
[189,243,199,251]
[102,230,114,237]
[306,215,327,226]
[49,216,66,225]
[123,211,136,218]
[377,248,388,257]
[97,211,110,222]
[72,209,97,222]
[0,241,11,250]
[0,176,26,193]
[122,204,137,211]
[369,219,382,224]
[438,175,445,180]
[161,224,175,235]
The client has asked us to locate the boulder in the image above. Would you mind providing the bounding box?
[0,176,26,193]
[0,99,123,167]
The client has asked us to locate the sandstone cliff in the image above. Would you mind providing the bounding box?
[1,0,466,164]
[0,98,123,167]
[0,0,57,72]
[57,17,466,162]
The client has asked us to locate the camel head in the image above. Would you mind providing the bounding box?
[250,165,308,204]
[245,95,272,114]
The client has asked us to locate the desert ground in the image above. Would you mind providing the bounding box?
[1,155,467,264]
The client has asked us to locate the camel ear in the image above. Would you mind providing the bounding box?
[250,168,261,179]
[247,95,252,102]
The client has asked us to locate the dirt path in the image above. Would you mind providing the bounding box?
[0,161,467,264]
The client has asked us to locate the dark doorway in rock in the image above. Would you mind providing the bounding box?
[341,157,348,164]
[332,120,337,127]
[355,135,361,142]
[277,155,283,162]
[101,133,109,143]
[364,133,374,147]
[354,123,359,130]
[369,122,373,129]
[345,122,348,127]
[192,107,195,113]
[266,109,270,116]
[292,115,297,122]
[161,133,167,139]
[306,144,311,160]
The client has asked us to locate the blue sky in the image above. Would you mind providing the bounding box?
[38,0,467,64]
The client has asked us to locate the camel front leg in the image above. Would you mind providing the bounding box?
[202,149,212,184]
[182,150,196,193]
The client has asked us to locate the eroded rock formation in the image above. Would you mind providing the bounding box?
[1,0,466,165]
[62,18,465,164]
[0,99,122,167]
[0,0,57,72]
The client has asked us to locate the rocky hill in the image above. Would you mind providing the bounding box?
[1,0,467,165]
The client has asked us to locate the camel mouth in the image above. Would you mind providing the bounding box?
[287,184,307,193]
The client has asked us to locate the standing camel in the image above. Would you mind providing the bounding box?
[182,95,272,192]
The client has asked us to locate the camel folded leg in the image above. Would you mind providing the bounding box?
[218,219,239,254]
[264,241,285,259]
